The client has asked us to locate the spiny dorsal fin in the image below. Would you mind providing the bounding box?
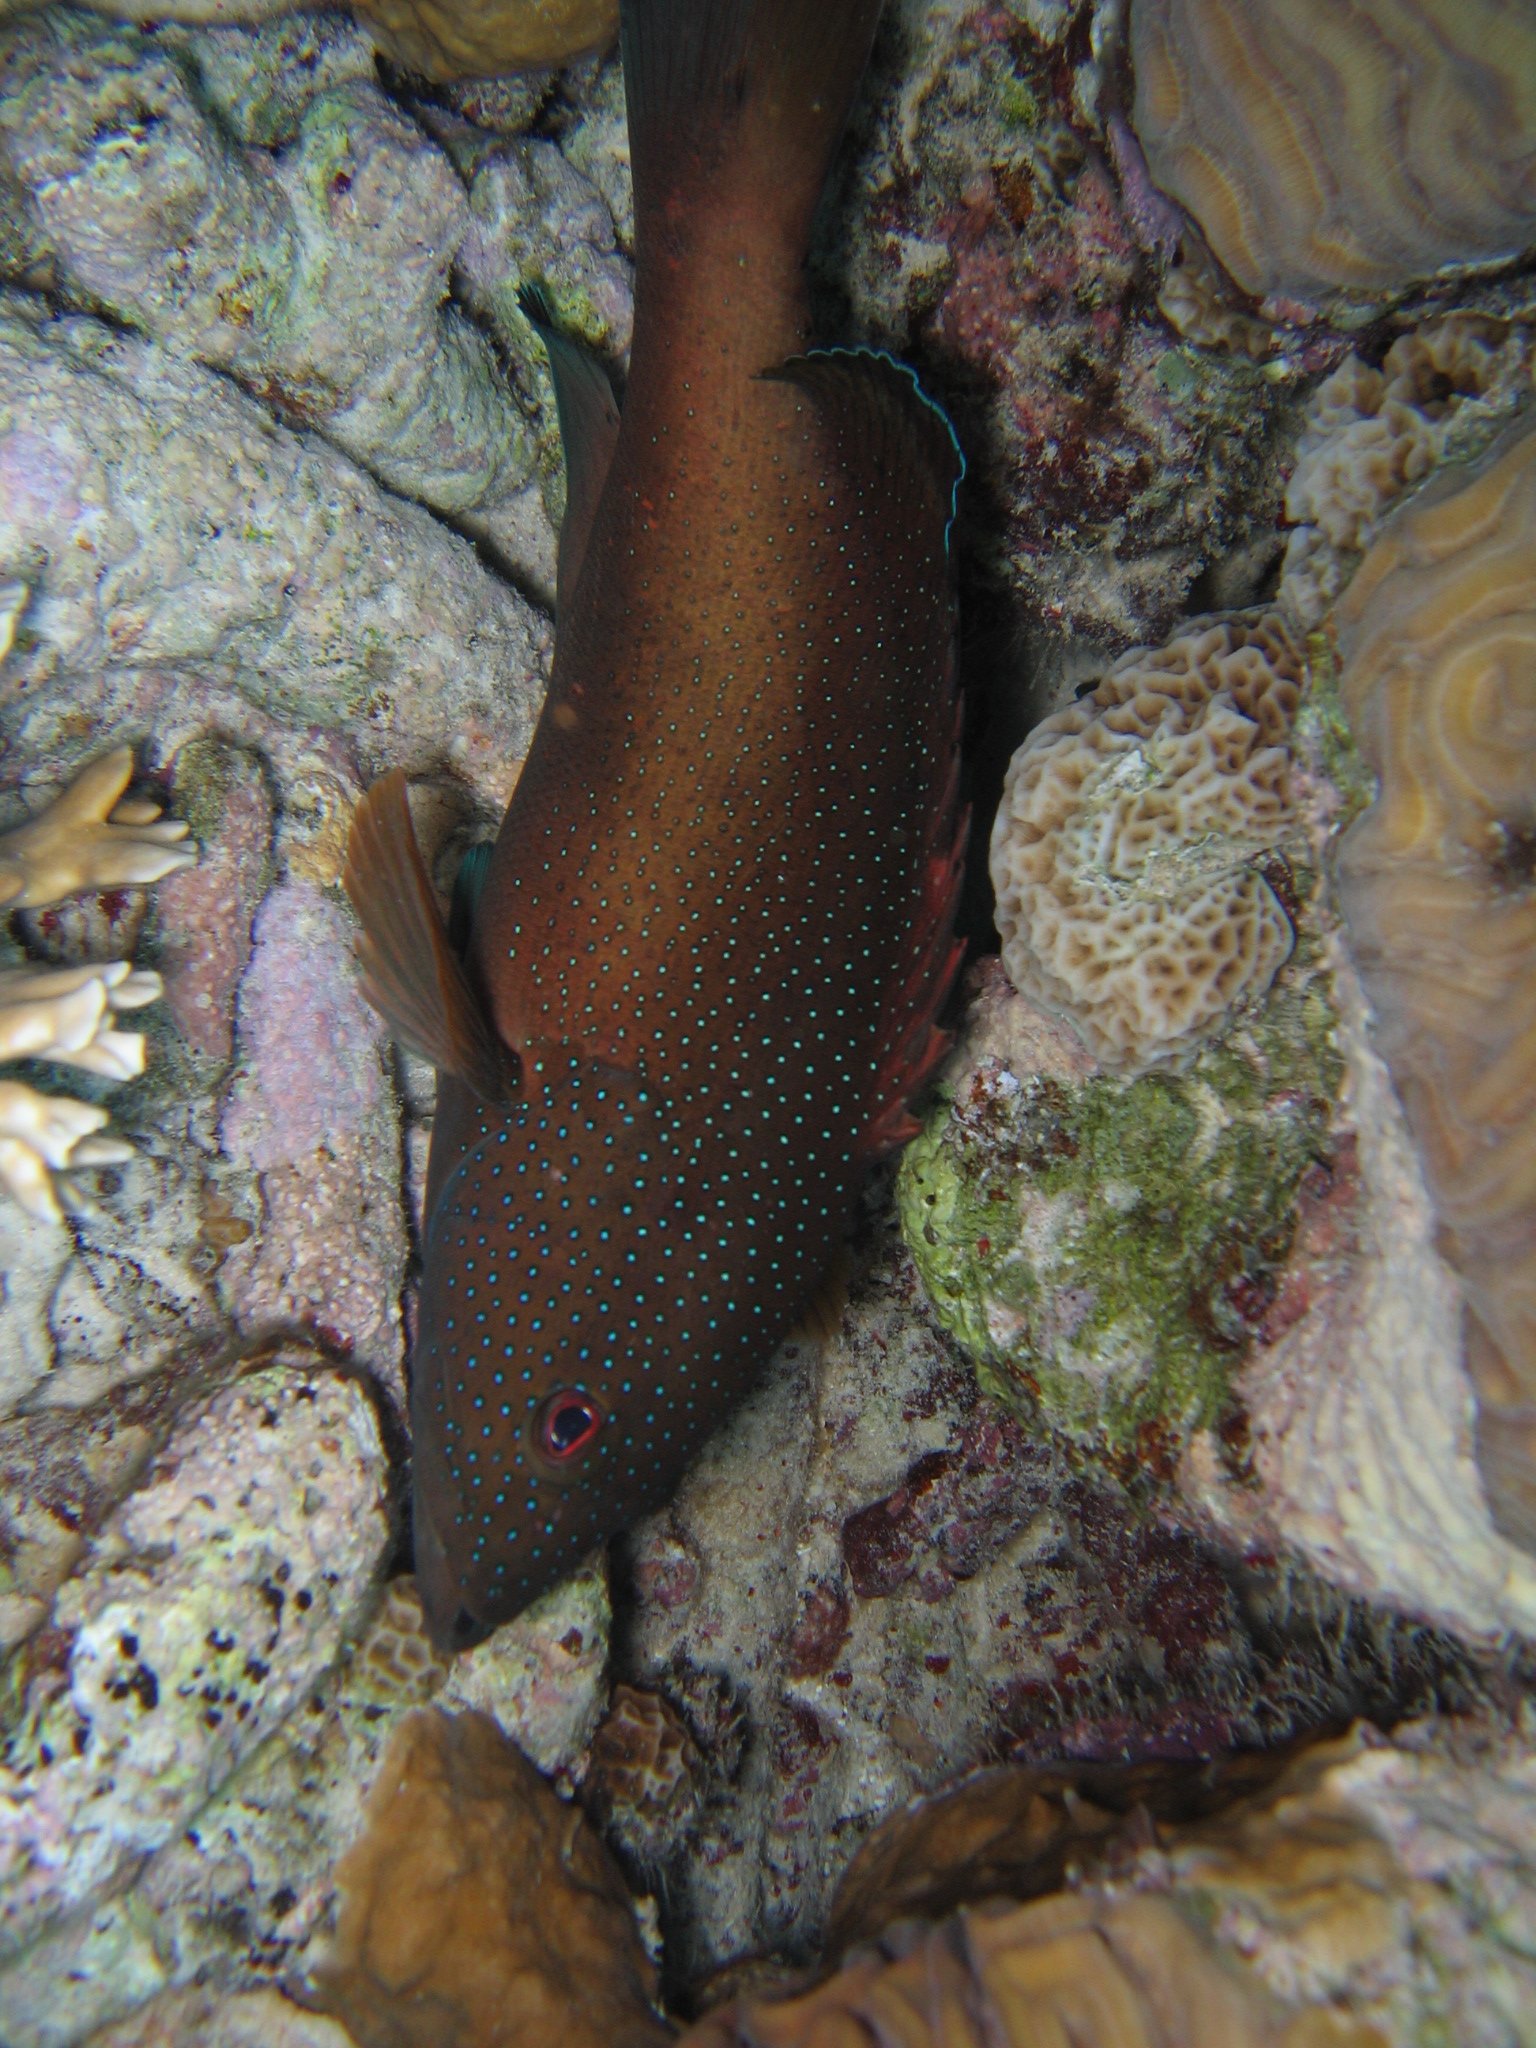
[519,285,622,617]
[343,771,515,1103]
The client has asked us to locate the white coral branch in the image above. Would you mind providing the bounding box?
[0,1080,133,1225]
[0,746,196,909]
[0,962,164,1081]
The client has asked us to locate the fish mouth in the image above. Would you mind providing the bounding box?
[413,1486,494,1655]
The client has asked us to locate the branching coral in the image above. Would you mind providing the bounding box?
[1333,412,1536,1553]
[989,613,1304,1072]
[1130,0,1536,309]
[0,745,192,908]
[0,746,193,1221]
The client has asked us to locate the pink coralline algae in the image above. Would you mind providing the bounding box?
[155,743,273,1064]
[220,880,382,1173]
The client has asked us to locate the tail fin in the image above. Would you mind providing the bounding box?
[622,0,882,264]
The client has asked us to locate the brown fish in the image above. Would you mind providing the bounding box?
[345,0,964,1650]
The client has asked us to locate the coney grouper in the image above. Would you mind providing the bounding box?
[345,0,965,1650]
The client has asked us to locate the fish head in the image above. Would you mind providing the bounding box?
[410,1057,713,1651]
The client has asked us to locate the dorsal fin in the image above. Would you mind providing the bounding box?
[519,285,622,616]
[343,772,515,1103]
[763,348,966,551]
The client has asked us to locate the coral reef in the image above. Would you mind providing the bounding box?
[1280,314,1535,626]
[314,1706,667,2048]
[821,0,1286,645]
[355,0,617,79]
[989,612,1304,1071]
[0,10,1530,2043]
[684,1716,1536,2048]
[1130,0,1536,311]
[1333,414,1536,1554]
[607,1185,1480,1990]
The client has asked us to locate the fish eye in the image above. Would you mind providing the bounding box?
[536,1388,605,1463]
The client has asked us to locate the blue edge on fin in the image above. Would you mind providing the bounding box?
[800,345,966,550]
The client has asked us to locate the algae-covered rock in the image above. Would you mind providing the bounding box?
[899,957,1340,1459]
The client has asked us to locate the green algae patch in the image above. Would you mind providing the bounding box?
[898,970,1341,1461]
[1296,630,1376,833]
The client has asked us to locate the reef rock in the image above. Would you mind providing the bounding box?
[0,1353,389,1963]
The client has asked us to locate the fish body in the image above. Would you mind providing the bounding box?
[347,0,964,1649]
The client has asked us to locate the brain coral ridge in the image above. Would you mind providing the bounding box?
[989,612,1303,1071]
[1130,0,1536,308]
[1333,410,1536,1557]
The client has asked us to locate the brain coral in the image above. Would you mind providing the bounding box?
[989,614,1303,1070]
[1130,0,1536,306]
[1334,412,1536,1552]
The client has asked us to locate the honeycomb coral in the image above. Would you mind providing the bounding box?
[1333,412,1536,1552]
[1130,0,1536,306]
[585,1683,699,1850]
[989,614,1303,1071]
[1280,316,1535,626]
[354,0,617,78]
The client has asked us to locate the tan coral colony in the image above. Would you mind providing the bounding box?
[1333,413,1536,1552]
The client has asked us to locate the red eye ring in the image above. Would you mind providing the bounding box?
[536,1389,605,1463]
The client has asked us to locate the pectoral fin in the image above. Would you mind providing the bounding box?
[519,285,622,615]
[343,771,514,1103]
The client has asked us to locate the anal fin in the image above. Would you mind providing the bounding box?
[343,772,514,1103]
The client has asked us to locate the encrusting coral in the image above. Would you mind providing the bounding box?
[1129,0,1536,310]
[0,746,193,1221]
[989,613,1304,1072]
[682,1716,1536,2048]
[314,1706,669,2048]
[1333,411,1536,1554]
